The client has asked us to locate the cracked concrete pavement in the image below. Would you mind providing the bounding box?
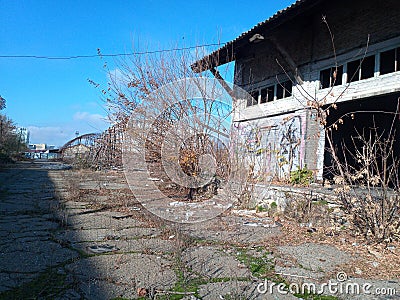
[0,161,398,299]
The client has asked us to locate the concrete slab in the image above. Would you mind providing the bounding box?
[197,280,298,300]
[65,253,177,299]
[277,243,351,273]
[182,246,250,279]
[72,238,175,255]
[55,226,161,243]
[0,240,78,273]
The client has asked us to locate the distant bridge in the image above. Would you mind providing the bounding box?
[59,133,101,153]
[60,124,125,168]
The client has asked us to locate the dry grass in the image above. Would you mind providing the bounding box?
[264,218,400,280]
[62,166,400,281]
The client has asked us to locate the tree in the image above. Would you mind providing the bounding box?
[94,44,256,222]
[0,95,5,110]
[0,114,26,162]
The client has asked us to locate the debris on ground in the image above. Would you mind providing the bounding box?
[86,244,119,254]
[40,163,72,170]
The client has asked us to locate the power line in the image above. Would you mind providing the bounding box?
[0,42,225,60]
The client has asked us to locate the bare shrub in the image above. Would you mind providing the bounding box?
[276,18,400,242]
[96,42,258,207]
[283,191,333,227]
[331,113,400,242]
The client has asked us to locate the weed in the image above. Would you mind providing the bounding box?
[315,199,328,206]
[255,205,267,213]
[235,248,276,279]
[290,165,314,186]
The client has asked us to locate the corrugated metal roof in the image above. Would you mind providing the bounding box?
[224,0,307,48]
[192,0,315,72]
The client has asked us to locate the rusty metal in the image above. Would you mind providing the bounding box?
[60,122,125,169]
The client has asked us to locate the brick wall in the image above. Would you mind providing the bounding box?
[236,0,400,87]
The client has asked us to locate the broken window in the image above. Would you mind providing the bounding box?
[260,86,275,103]
[380,49,396,75]
[347,59,360,82]
[347,55,375,82]
[320,65,343,89]
[276,80,292,100]
[247,90,259,107]
[398,48,400,71]
[380,47,400,75]
[360,55,375,79]
[285,81,293,97]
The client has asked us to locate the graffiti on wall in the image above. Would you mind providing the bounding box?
[236,112,305,180]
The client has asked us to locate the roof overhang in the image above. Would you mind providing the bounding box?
[191,0,323,73]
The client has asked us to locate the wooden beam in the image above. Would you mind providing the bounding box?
[209,68,237,100]
[269,37,304,84]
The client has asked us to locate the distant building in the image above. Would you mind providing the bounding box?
[62,144,90,159]
[25,143,60,160]
[16,127,29,145]
[29,143,46,151]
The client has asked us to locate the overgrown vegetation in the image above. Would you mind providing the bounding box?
[283,191,334,228]
[331,118,400,242]
[91,43,260,204]
[0,100,27,164]
[88,14,400,243]
[290,165,314,185]
[272,17,400,243]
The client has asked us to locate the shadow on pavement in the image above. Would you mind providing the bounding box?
[0,161,107,299]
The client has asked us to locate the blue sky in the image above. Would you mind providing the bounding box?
[0,0,294,147]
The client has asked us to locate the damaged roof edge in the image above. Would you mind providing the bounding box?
[191,0,320,73]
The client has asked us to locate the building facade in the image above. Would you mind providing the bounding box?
[193,0,400,181]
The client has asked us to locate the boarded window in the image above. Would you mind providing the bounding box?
[320,65,343,88]
[276,80,292,99]
[260,86,275,103]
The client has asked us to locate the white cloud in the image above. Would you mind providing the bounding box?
[107,68,126,84]
[27,126,72,148]
[27,112,110,148]
[73,111,106,123]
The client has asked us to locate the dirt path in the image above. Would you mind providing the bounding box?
[0,162,398,299]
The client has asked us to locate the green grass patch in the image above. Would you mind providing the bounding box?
[315,199,329,206]
[235,248,276,279]
[155,267,204,300]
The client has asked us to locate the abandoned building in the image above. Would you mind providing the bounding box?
[192,0,400,181]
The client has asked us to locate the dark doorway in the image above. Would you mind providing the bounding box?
[323,92,400,180]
